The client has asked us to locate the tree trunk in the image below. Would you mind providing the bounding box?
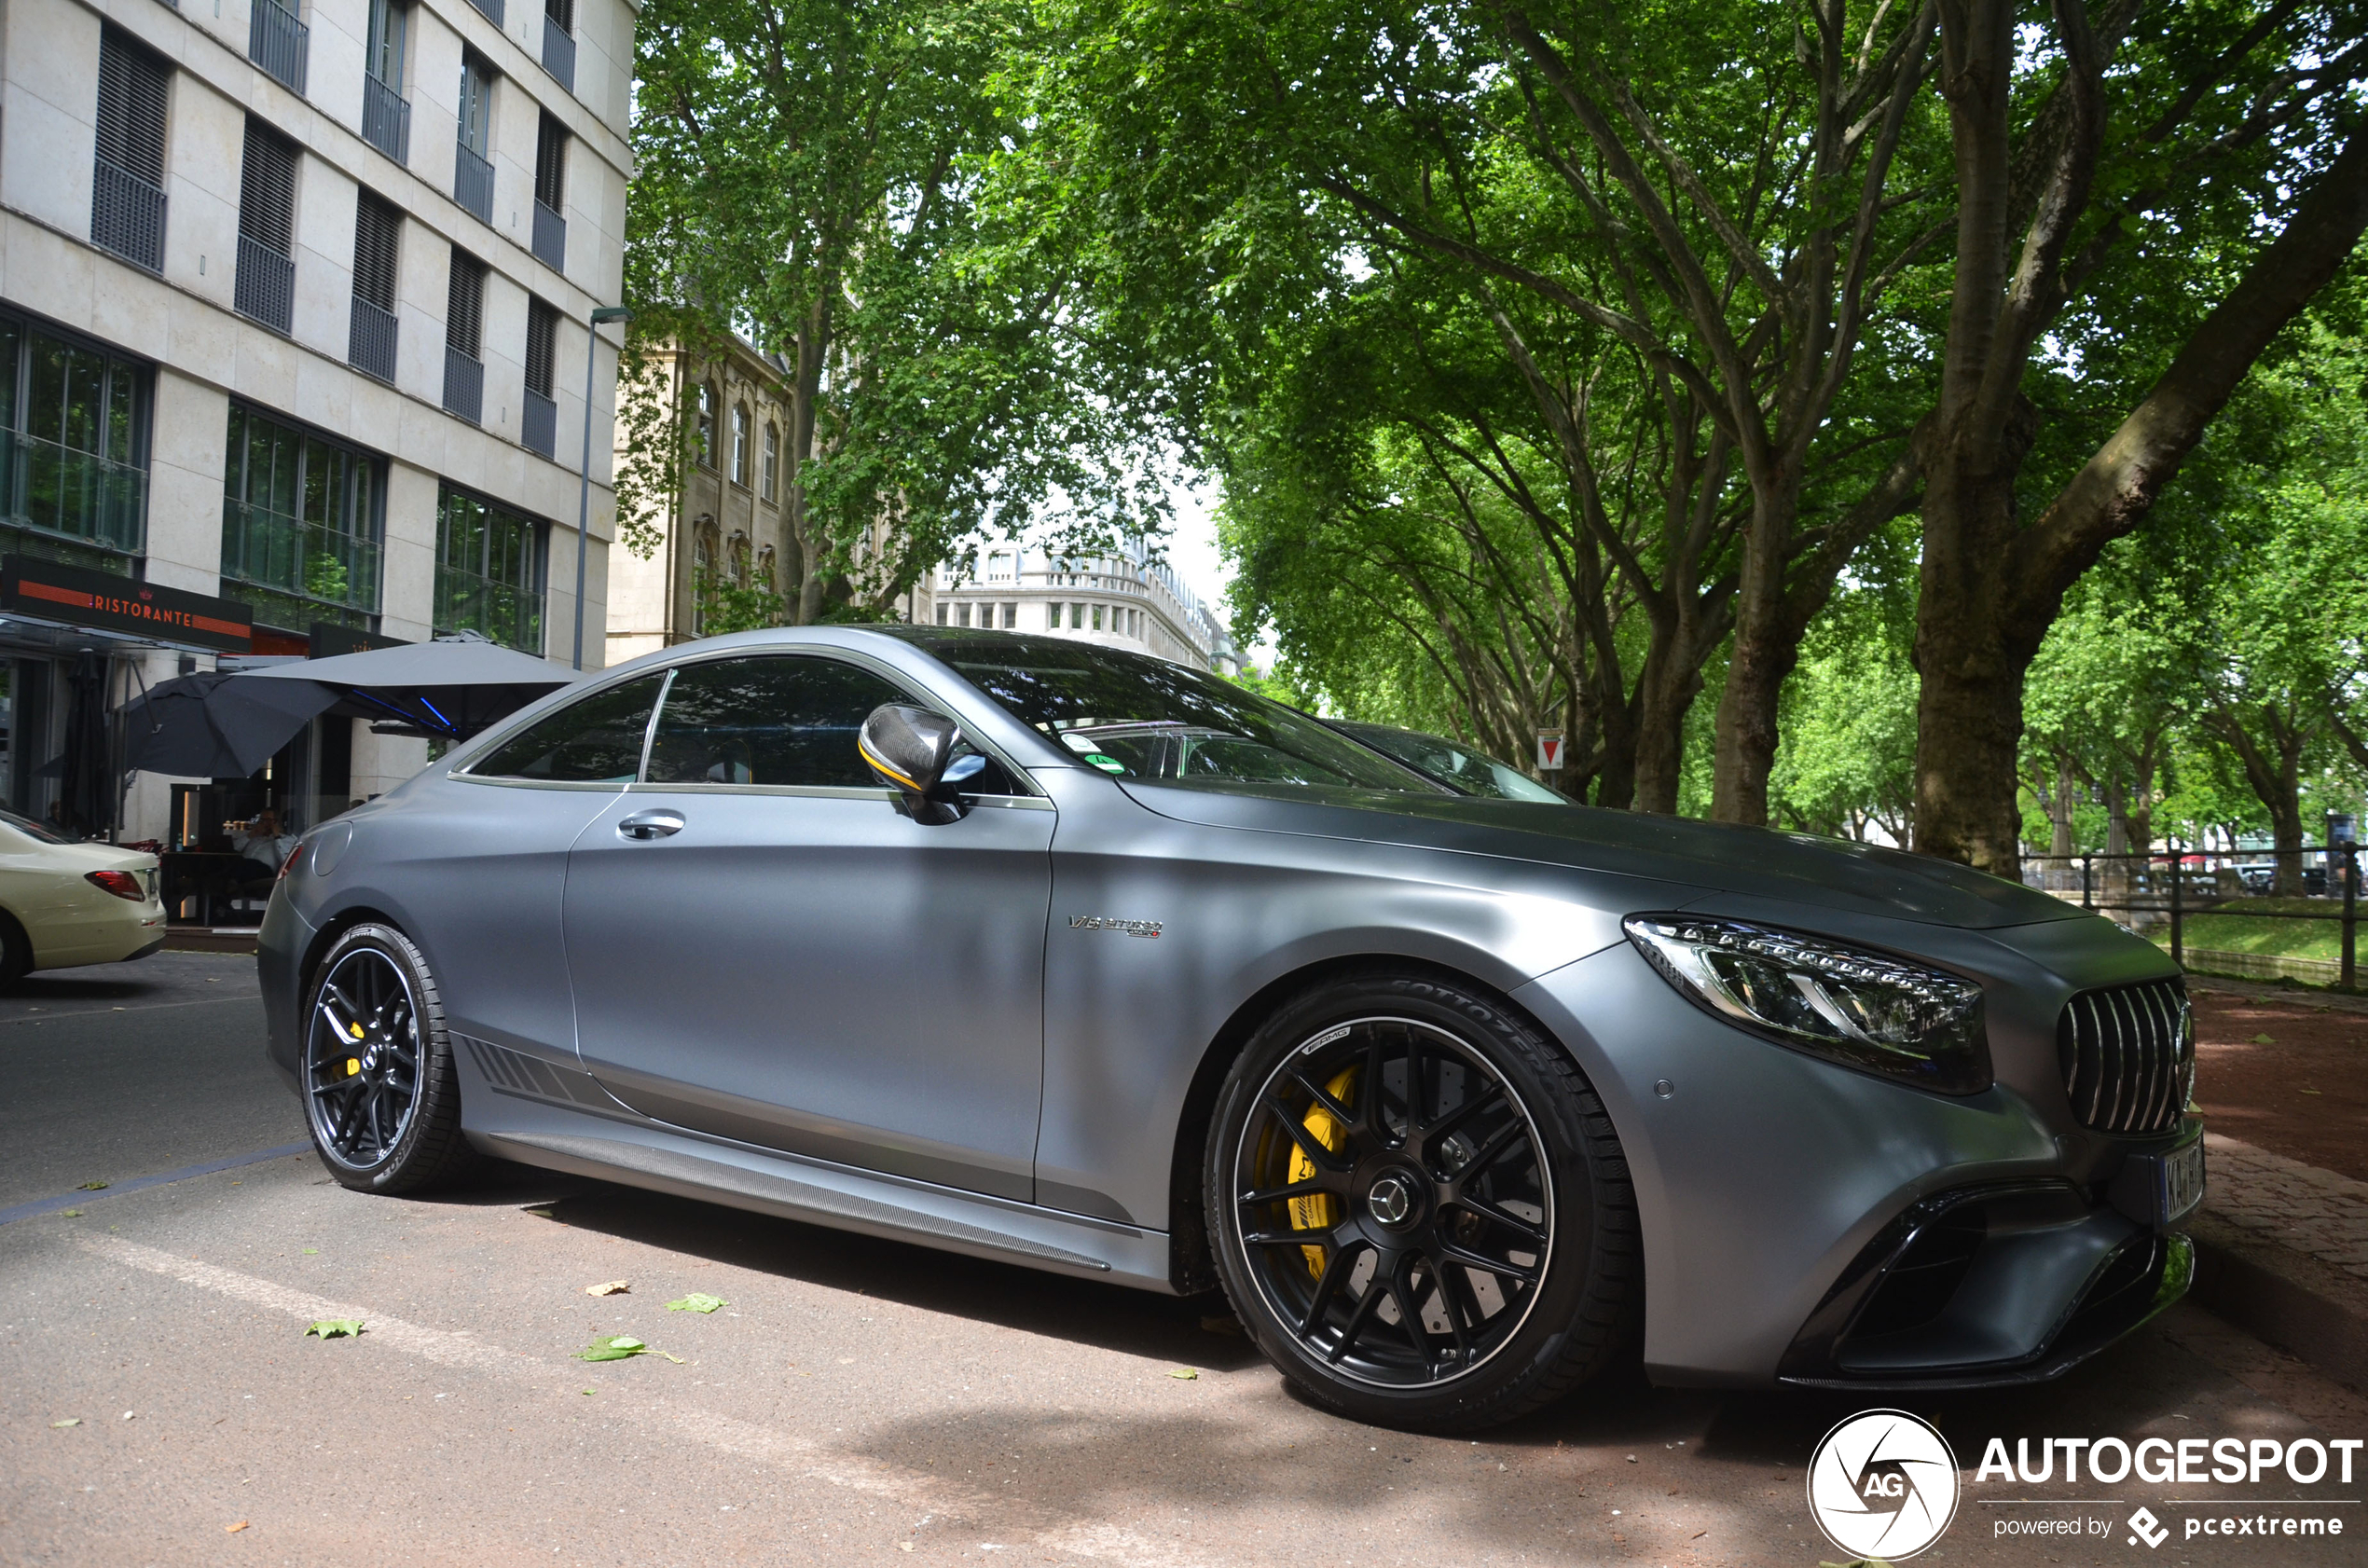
[1707,479,1797,824]
[1910,397,2042,877]
[781,293,833,626]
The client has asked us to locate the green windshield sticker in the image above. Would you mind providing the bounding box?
[1083,753,1127,774]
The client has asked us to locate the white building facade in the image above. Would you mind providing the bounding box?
[935,541,1237,674]
[0,0,634,842]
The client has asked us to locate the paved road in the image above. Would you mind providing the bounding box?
[3,964,2365,1566]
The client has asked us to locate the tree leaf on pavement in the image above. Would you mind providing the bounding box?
[77,1181,107,1190]
[666,1293,726,1314]
[226,1520,250,1534]
[51,1418,80,1427]
[1168,1368,1199,1380]
[306,1320,364,1339]
[655,1350,685,1363]
[60,1209,79,1217]
[585,1280,630,1297]
[302,1248,319,1255]
[574,1336,648,1362]
[2252,1033,2276,1044]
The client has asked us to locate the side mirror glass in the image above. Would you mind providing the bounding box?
[859,704,972,822]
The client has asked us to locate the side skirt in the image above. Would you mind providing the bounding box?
[454,1041,1177,1293]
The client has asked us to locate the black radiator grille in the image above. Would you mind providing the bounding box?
[2058,978,2194,1135]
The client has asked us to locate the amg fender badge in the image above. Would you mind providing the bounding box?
[1069,915,1163,939]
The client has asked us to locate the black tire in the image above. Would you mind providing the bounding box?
[1205,969,1639,1431]
[0,912,32,992]
[301,922,479,1193]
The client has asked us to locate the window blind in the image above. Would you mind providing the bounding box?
[238,120,298,254]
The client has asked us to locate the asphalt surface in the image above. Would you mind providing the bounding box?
[4,958,2366,1566]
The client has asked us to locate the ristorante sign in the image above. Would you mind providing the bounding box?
[0,556,253,654]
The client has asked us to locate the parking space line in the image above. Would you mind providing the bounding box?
[0,1143,311,1228]
[72,1231,1227,1567]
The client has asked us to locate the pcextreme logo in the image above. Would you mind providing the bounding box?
[1807,1410,1962,1561]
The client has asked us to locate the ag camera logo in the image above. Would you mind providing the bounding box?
[1808,1409,1962,1561]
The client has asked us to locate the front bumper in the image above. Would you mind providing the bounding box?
[1512,937,2196,1388]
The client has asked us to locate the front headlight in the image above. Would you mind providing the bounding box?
[1623,915,1989,1094]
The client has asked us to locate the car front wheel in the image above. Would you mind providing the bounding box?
[1205,970,1639,1430]
[303,923,478,1193]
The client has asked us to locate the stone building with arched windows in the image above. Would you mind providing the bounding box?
[604,336,936,662]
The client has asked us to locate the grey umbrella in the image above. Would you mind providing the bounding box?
[120,670,344,779]
[241,634,580,739]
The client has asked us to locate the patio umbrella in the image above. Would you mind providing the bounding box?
[241,634,580,739]
[119,669,344,779]
[60,651,118,834]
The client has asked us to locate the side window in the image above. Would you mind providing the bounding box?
[469,672,663,782]
[644,655,1019,793]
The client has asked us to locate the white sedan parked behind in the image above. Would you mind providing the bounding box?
[0,809,166,986]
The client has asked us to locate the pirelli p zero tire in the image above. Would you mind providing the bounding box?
[1205,970,1640,1432]
[302,923,480,1194]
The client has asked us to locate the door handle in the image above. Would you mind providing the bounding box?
[616,808,685,841]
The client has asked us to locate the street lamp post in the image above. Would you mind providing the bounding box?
[572,304,634,670]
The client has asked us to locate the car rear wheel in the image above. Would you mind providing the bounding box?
[1205,970,1638,1430]
[303,923,477,1193]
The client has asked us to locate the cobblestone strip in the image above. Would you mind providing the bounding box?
[2203,1132,2368,1281]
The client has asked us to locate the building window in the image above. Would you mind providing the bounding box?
[441,249,485,421]
[1046,602,1061,629]
[530,112,567,270]
[1002,602,1016,629]
[935,601,948,625]
[0,310,149,571]
[522,299,558,458]
[220,402,384,632]
[761,422,778,502]
[366,0,406,86]
[347,193,401,380]
[453,54,495,223]
[690,518,718,635]
[435,483,544,651]
[1092,604,1103,631]
[730,404,750,488]
[91,30,171,273]
[361,0,410,162]
[695,382,717,467]
[234,119,299,335]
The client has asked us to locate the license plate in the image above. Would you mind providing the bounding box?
[2162,1138,2206,1223]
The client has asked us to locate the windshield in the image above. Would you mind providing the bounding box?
[0,807,71,845]
[911,633,1435,793]
[1344,725,1567,804]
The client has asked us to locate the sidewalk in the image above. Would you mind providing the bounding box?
[2182,979,2368,1390]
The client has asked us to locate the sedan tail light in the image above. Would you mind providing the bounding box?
[86,869,146,901]
[277,841,306,879]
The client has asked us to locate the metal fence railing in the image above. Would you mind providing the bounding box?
[362,74,410,165]
[453,143,495,225]
[2022,843,2362,989]
[90,159,166,273]
[1,427,147,555]
[531,200,566,272]
[234,236,295,334]
[521,389,557,459]
[541,22,575,92]
[442,346,484,423]
[248,0,309,94]
[348,296,398,382]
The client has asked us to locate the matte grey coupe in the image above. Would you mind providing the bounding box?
[260,626,2202,1431]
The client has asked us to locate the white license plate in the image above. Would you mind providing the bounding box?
[2162,1139,2206,1222]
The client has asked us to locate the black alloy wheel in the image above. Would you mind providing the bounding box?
[303,923,477,1192]
[1207,970,1638,1431]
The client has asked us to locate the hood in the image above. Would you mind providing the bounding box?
[1117,781,2078,930]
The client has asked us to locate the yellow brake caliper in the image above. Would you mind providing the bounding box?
[1287,1066,1358,1278]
